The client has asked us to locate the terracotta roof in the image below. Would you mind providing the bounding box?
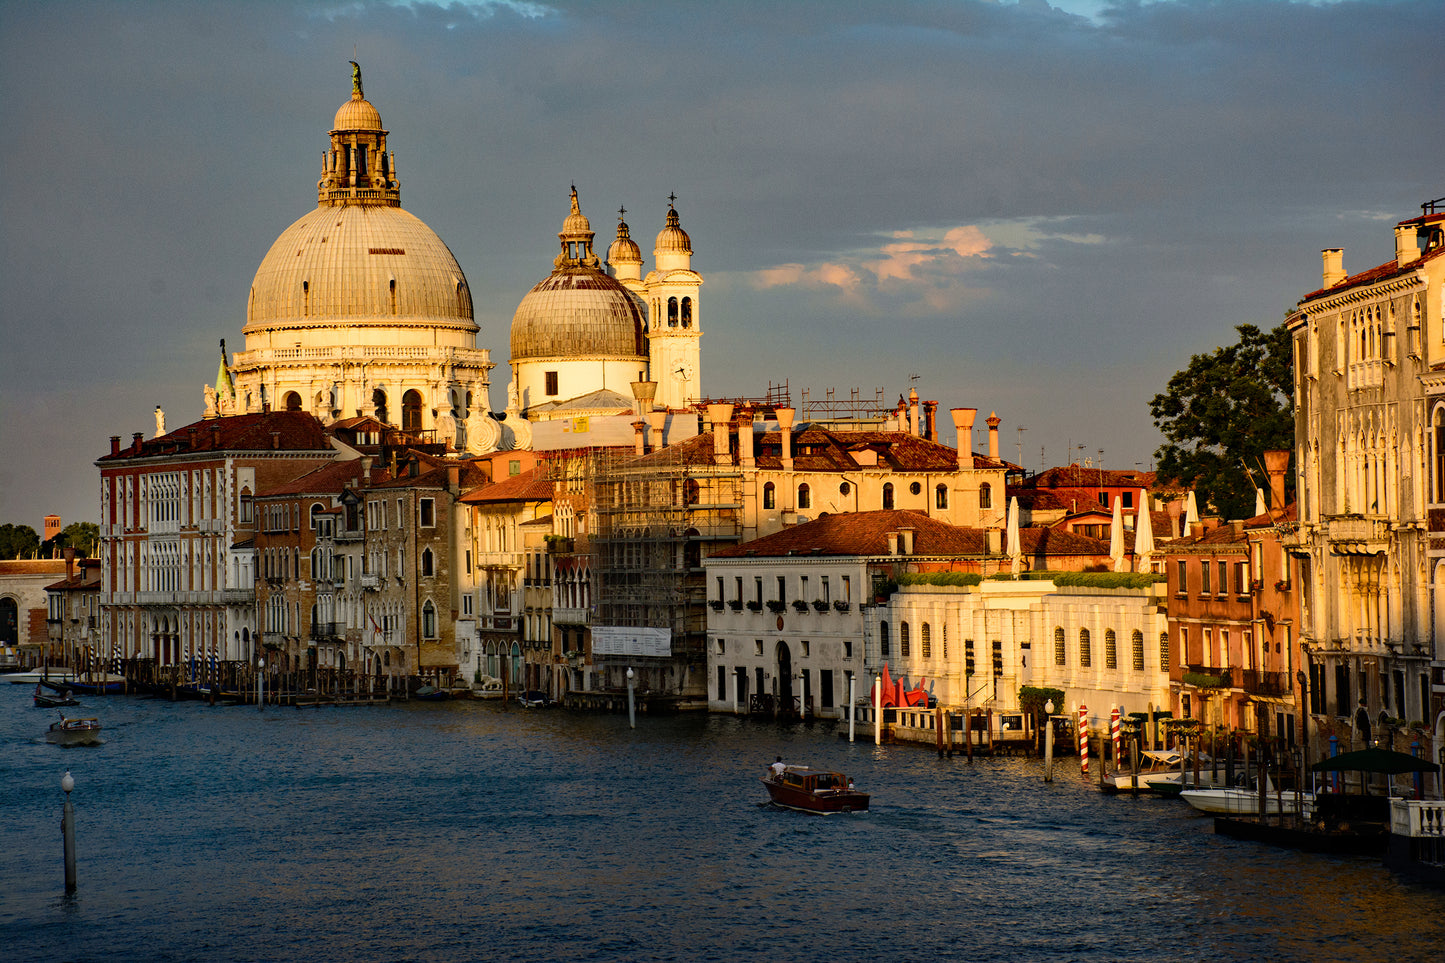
[45,560,102,592]
[97,410,333,462]
[258,460,371,498]
[365,460,487,492]
[459,467,553,504]
[1018,465,1158,490]
[628,426,997,473]
[0,560,69,576]
[1299,243,1445,304]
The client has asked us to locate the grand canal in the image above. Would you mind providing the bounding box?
[3,686,1442,962]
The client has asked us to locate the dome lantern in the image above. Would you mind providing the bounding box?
[607,205,643,282]
[318,62,399,208]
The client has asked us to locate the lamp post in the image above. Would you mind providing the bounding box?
[1044,699,1056,782]
[257,658,265,709]
[626,666,636,729]
[61,770,76,892]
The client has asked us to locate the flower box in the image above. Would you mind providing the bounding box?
[792,600,810,613]
[812,600,829,612]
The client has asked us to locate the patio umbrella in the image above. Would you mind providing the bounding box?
[1109,495,1126,571]
[1254,486,1267,517]
[1311,746,1440,775]
[1133,490,1154,573]
[1006,496,1021,577]
[1184,490,1199,534]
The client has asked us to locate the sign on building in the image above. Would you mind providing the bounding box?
[591,625,672,658]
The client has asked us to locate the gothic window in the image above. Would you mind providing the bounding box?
[1434,406,1445,503]
[921,623,931,659]
[797,483,811,509]
[763,482,775,510]
[402,390,423,432]
[879,621,890,658]
[1132,630,1145,671]
[422,600,437,639]
[1105,629,1117,669]
[1160,632,1171,670]
[421,549,434,577]
[900,621,910,658]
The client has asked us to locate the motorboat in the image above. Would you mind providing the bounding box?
[762,765,869,814]
[1181,784,1312,816]
[7,668,78,685]
[413,685,450,701]
[517,690,550,708]
[1101,750,1184,793]
[46,716,103,746]
[34,682,79,708]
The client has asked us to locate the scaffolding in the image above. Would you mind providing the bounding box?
[540,441,746,696]
[800,386,892,428]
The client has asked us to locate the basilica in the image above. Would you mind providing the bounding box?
[215,65,703,447]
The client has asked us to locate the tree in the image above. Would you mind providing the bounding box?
[40,521,100,558]
[1149,322,1294,521]
[0,523,40,559]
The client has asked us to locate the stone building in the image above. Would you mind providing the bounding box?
[44,553,102,673]
[2,559,70,668]
[1285,197,1445,741]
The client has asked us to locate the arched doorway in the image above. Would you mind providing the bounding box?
[402,389,423,433]
[0,597,17,646]
[775,641,794,715]
[283,391,302,411]
[372,388,388,424]
[510,642,523,688]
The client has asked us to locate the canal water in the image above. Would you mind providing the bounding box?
[3,687,1442,962]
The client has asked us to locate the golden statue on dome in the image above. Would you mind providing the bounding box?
[350,60,363,97]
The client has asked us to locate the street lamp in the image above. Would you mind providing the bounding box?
[626,666,636,729]
[61,770,76,892]
[1043,700,1056,783]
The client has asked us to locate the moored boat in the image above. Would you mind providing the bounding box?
[1181,785,1312,816]
[46,715,103,746]
[34,682,79,708]
[762,765,869,814]
[1101,750,1185,793]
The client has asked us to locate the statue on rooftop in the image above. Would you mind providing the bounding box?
[350,61,363,97]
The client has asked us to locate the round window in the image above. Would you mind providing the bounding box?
[839,482,851,495]
[910,481,922,495]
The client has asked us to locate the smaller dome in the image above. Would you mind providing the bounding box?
[655,205,692,254]
[334,93,383,132]
[608,215,642,264]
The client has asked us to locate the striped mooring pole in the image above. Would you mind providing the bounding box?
[1078,704,1089,775]
[1110,706,1122,770]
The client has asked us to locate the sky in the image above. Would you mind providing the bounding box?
[2,0,1441,530]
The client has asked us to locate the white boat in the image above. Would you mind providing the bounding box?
[46,716,104,746]
[1181,784,1312,816]
[1103,750,1184,792]
[7,668,78,685]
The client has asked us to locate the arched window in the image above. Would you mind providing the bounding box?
[879,621,890,657]
[421,548,434,577]
[936,484,948,509]
[1131,630,1145,670]
[685,479,700,506]
[310,503,325,530]
[283,391,302,411]
[979,482,992,510]
[402,390,423,433]
[421,600,437,639]
[882,483,894,510]
[1054,627,1066,666]
[921,623,931,659]
[763,482,775,510]
[1104,629,1117,669]
[900,621,910,658]
[668,297,679,326]
[1079,628,1092,668]
[372,388,388,424]
[681,297,692,327]
[1434,406,1445,503]
[797,483,811,509]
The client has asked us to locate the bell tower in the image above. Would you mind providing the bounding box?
[644,197,703,410]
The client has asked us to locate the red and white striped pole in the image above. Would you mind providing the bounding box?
[1110,706,1122,773]
[1078,704,1089,775]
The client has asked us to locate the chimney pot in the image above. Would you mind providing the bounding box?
[986,412,1001,460]
[1322,248,1345,287]
[110,436,121,456]
[776,407,796,470]
[949,408,977,471]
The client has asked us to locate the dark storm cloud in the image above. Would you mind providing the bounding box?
[1,0,1440,524]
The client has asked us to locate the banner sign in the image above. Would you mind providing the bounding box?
[590,625,672,657]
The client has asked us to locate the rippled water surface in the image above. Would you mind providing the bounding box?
[3,688,1442,962]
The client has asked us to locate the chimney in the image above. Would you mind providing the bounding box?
[776,407,795,471]
[271,431,281,450]
[646,409,667,451]
[1263,449,1289,514]
[708,403,734,466]
[1322,248,1345,287]
[110,436,121,456]
[361,456,374,484]
[986,412,1001,460]
[630,380,657,419]
[738,411,755,468]
[923,401,938,441]
[898,527,915,555]
[632,419,647,457]
[64,546,76,580]
[132,432,144,452]
[886,532,899,556]
[1395,223,1423,266]
[908,387,920,436]
[987,529,1002,554]
[949,408,976,470]
[447,464,460,493]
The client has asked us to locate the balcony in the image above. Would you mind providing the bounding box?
[360,573,381,591]
[1324,515,1390,555]
[308,622,341,641]
[333,527,364,543]
[221,588,253,604]
[554,606,590,626]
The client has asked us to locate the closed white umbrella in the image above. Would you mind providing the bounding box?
[1254,486,1267,518]
[1133,489,1155,573]
[1109,495,1126,572]
[1007,496,1022,577]
[1184,490,1199,534]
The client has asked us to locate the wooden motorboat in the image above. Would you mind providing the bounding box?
[34,682,79,708]
[1101,750,1185,793]
[46,716,103,746]
[762,765,869,814]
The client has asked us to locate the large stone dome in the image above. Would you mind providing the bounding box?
[510,269,647,361]
[244,204,476,333]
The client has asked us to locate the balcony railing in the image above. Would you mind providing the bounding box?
[1232,669,1291,696]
